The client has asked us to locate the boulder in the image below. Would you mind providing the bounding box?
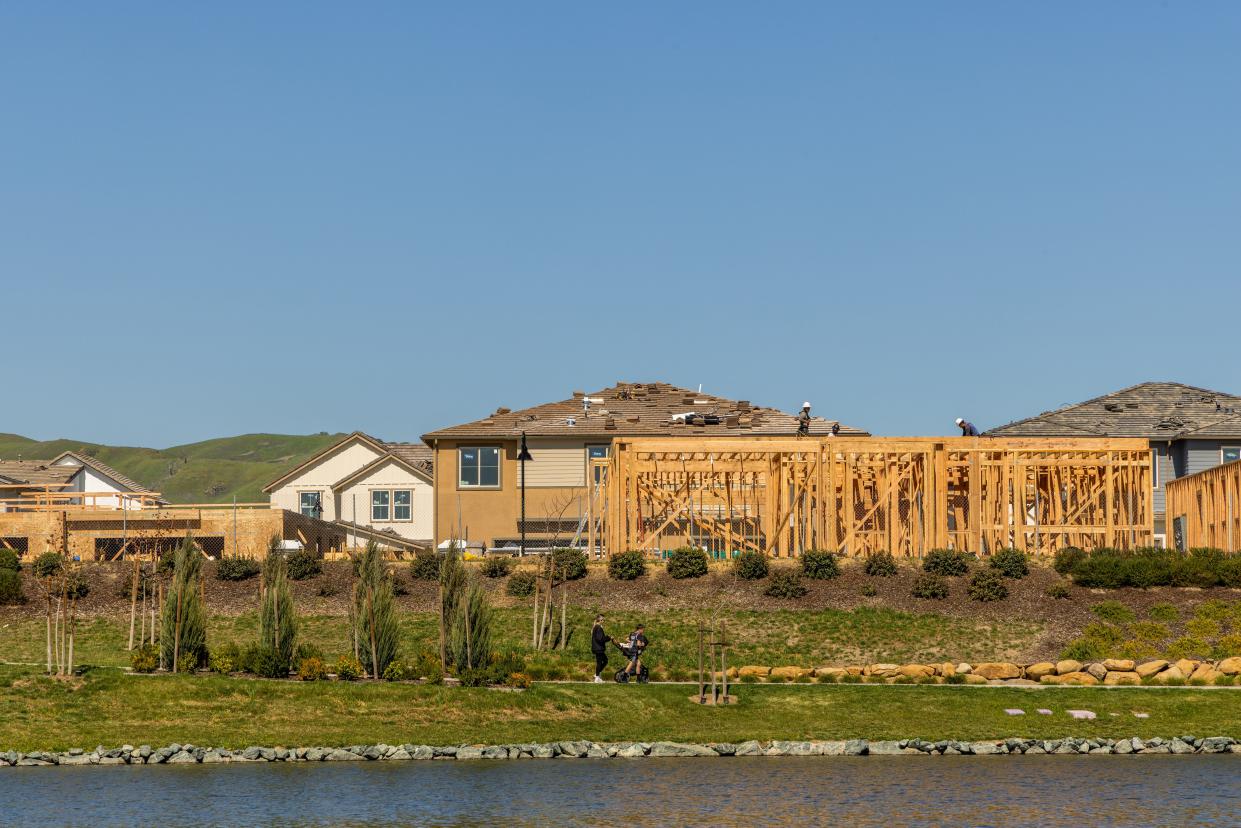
[970,742,1002,755]
[647,742,716,758]
[769,666,810,680]
[972,662,1021,680]
[1170,738,1195,755]
[767,741,815,756]
[1174,658,1199,676]
[1103,671,1141,686]
[456,746,484,760]
[326,749,364,761]
[1135,660,1168,679]
[845,666,864,676]
[166,751,198,764]
[1055,659,1082,675]
[864,663,900,677]
[734,741,764,756]
[1156,665,1186,683]
[1024,662,1056,680]
[737,665,770,678]
[843,739,868,755]
[1103,658,1136,672]
[813,667,846,680]
[1190,664,1222,684]
[936,662,957,677]
[616,743,648,758]
[955,663,973,675]
[963,673,988,685]
[1085,663,1108,681]
[898,664,934,679]
[1216,657,1241,676]
[1058,671,1099,686]
[867,741,904,755]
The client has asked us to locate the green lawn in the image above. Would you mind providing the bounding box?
[1,664,1239,751]
[0,606,1042,678]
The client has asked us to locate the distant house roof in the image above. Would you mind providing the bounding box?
[262,432,434,493]
[51,451,156,494]
[422,381,868,441]
[0,460,78,488]
[986,382,1241,440]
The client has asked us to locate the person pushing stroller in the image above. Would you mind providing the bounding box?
[616,624,649,683]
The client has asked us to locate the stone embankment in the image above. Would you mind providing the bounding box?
[4,736,1241,767]
[737,656,1241,686]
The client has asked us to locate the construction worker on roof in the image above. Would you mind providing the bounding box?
[956,418,980,437]
[798,402,812,436]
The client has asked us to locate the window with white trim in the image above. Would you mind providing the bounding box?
[1223,447,1241,465]
[459,447,501,488]
[371,490,390,521]
[393,490,411,521]
[299,491,322,519]
[587,444,610,484]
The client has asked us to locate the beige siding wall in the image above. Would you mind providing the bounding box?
[336,458,433,542]
[269,440,385,520]
[518,439,588,487]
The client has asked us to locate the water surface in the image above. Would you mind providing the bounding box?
[2,755,1239,827]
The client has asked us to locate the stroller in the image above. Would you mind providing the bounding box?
[613,639,650,684]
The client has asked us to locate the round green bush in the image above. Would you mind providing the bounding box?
[922,549,972,577]
[764,570,807,599]
[910,573,948,600]
[967,569,1009,602]
[607,550,647,580]
[1053,546,1086,575]
[0,549,20,572]
[130,645,159,673]
[860,583,878,597]
[863,551,897,577]
[480,555,513,578]
[665,547,709,579]
[298,656,329,681]
[801,549,840,580]
[252,645,290,678]
[506,570,537,597]
[209,642,241,674]
[409,549,441,581]
[285,550,322,581]
[551,548,588,581]
[0,569,25,605]
[215,556,261,581]
[989,548,1028,579]
[733,550,769,581]
[1045,581,1071,599]
[31,552,63,579]
[335,655,363,681]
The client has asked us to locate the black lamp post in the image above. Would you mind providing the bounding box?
[517,432,533,556]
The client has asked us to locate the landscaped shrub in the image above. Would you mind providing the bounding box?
[1061,636,1108,662]
[1045,581,1071,599]
[480,556,513,578]
[922,549,972,577]
[130,645,158,673]
[989,548,1029,579]
[764,570,807,599]
[64,572,89,600]
[860,583,878,597]
[31,552,63,579]
[607,550,647,581]
[801,549,840,580]
[1090,600,1137,624]
[0,549,20,572]
[1166,636,1211,661]
[117,570,155,599]
[506,570,537,597]
[1082,621,1124,647]
[1054,546,1086,575]
[298,656,328,681]
[734,550,769,581]
[1065,547,1241,590]
[410,549,442,581]
[160,535,207,672]
[666,547,709,579]
[259,553,298,673]
[910,573,949,600]
[1186,617,1222,640]
[1149,602,1179,623]
[335,655,363,680]
[0,570,24,605]
[285,549,322,581]
[252,645,290,678]
[1213,634,1241,659]
[353,542,399,679]
[863,551,897,577]
[209,642,241,674]
[215,556,261,581]
[967,570,1009,602]
[551,548,588,581]
[1127,621,1171,644]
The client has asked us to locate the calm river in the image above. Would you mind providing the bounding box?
[2,755,1239,826]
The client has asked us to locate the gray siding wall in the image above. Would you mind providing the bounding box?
[1151,443,1172,519]
[1185,440,1236,477]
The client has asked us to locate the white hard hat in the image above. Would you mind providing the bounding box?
[955,418,965,425]
[802,401,812,409]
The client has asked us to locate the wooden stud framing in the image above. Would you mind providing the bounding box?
[1166,459,1241,552]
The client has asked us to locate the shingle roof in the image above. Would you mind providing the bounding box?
[52,451,156,494]
[263,432,436,493]
[385,443,434,477]
[985,382,1241,440]
[422,381,868,440]
[0,460,78,488]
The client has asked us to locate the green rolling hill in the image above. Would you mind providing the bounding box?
[0,432,347,504]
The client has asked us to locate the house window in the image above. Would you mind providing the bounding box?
[459,447,501,488]
[1223,447,1241,465]
[371,490,390,521]
[299,491,322,519]
[393,490,411,521]
[588,444,610,484]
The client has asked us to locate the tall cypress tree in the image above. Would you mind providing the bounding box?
[451,576,493,671]
[438,544,466,668]
[160,534,207,672]
[352,542,398,679]
[259,544,298,672]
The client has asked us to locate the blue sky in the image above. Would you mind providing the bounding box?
[3,3,1239,447]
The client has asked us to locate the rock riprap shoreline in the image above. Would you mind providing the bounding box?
[4,737,1241,767]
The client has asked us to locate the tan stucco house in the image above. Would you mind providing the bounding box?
[263,432,433,552]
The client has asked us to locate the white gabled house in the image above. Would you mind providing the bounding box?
[263,432,434,552]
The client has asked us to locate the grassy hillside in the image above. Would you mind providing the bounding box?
[0,432,346,504]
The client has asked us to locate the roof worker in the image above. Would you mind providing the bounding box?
[797,402,812,436]
[830,422,840,437]
[956,417,981,437]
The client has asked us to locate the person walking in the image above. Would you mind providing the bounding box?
[591,614,614,683]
